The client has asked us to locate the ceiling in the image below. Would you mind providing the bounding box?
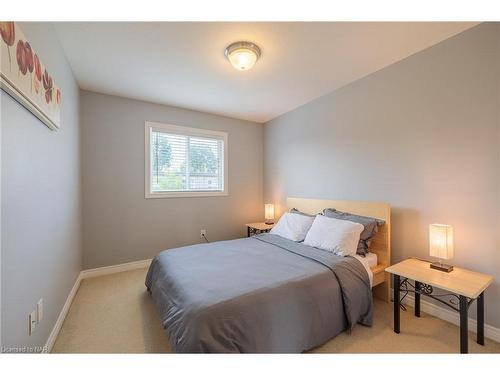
[54,22,478,123]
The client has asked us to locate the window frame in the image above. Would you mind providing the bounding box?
[145,121,229,199]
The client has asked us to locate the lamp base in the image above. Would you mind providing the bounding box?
[265,220,274,225]
[430,262,454,272]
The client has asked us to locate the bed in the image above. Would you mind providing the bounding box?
[145,198,391,353]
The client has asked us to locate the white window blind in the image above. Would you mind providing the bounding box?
[145,122,228,198]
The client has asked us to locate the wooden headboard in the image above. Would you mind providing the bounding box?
[286,197,391,301]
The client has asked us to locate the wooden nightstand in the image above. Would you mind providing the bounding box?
[245,222,274,237]
[386,258,493,353]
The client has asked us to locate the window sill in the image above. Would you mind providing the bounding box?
[145,191,229,199]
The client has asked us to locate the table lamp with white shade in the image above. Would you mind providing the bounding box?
[429,223,454,272]
[264,204,275,225]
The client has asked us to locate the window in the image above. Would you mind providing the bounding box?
[145,122,228,198]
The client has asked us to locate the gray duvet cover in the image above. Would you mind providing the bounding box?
[145,233,373,353]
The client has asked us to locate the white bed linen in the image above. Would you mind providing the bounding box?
[353,254,374,287]
[364,252,378,268]
[270,212,315,242]
[303,215,364,256]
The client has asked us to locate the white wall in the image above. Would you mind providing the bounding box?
[264,23,500,328]
[81,91,264,269]
[1,23,82,350]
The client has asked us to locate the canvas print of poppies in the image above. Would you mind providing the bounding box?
[0,22,61,130]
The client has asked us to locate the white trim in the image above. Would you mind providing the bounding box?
[146,190,229,199]
[398,292,500,343]
[45,258,152,352]
[147,121,227,139]
[45,273,82,352]
[80,259,152,279]
[144,121,229,199]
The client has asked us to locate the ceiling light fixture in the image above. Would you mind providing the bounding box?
[224,41,261,71]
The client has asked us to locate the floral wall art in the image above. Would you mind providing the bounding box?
[1,22,61,130]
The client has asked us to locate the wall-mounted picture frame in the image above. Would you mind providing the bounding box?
[0,22,61,130]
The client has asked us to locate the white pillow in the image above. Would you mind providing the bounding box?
[270,212,315,242]
[303,215,364,256]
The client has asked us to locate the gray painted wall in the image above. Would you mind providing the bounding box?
[2,21,498,349]
[1,23,82,349]
[264,23,500,328]
[81,91,263,269]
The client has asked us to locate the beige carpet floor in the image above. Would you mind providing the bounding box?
[52,267,500,353]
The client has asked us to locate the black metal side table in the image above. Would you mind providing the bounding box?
[386,258,493,354]
[245,222,274,237]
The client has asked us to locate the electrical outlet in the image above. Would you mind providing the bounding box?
[29,310,37,335]
[200,229,207,238]
[37,298,43,322]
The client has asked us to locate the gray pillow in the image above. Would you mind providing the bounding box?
[290,208,316,217]
[322,208,385,256]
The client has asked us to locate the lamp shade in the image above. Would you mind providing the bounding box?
[264,204,275,222]
[429,224,454,260]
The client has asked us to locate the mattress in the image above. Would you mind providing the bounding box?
[365,252,378,268]
[353,253,376,287]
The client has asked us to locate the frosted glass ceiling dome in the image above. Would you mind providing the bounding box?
[224,41,261,71]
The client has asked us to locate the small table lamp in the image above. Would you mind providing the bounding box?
[264,203,275,224]
[429,223,454,272]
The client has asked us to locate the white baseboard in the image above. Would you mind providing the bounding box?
[45,273,82,352]
[80,258,152,279]
[45,258,152,352]
[401,293,500,343]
